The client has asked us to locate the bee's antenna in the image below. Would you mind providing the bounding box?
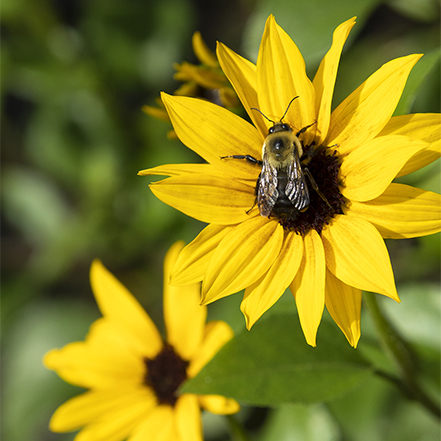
[280,96,299,122]
[250,107,275,125]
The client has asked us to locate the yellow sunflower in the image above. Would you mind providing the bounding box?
[139,16,441,347]
[143,31,239,138]
[43,242,239,441]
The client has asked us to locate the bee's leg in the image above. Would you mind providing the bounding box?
[300,143,328,167]
[295,121,316,138]
[303,167,333,211]
[246,172,261,214]
[246,201,257,214]
[220,154,263,166]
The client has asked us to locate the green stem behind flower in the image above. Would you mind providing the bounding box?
[365,292,440,419]
[226,414,253,441]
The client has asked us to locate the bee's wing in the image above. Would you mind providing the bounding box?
[285,150,310,211]
[257,154,278,217]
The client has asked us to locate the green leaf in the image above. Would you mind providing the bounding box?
[182,313,373,406]
[394,49,441,116]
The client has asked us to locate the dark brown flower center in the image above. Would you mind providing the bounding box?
[143,344,189,406]
[277,146,344,234]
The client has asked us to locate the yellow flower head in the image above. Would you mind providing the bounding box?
[143,31,239,139]
[139,16,441,347]
[43,242,239,441]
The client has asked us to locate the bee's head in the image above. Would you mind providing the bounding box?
[268,122,292,135]
[251,96,299,136]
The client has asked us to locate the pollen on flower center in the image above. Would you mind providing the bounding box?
[276,147,344,234]
[143,344,189,406]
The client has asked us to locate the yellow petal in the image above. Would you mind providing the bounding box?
[163,242,207,361]
[321,214,399,301]
[218,86,241,108]
[340,135,429,202]
[325,269,362,348]
[142,105,170,122]
[128,405,174,441]
[398,140,440,178]
[49,388,155,434]
[217,42,267,136]
[44,320,144,389]
[149,174,255,224]
[202,217,284,304]
[290,230,326,347]
[161,93,262,178]
[379,113,441,177]
[380,113,441,143]
[54,392,155,441]
[175,394,203,441]
[198,395,240,415]
[138,163,228,177]
[257,15,316,144]
[313,17,356,144]
[171,224,235,285]
[241,231,303,329]
[327,54,422,155]
[173,61,225,89]
[192,31,218,67]
[187,320,234,378]
[349,183,441,239]
[90,260,162,358]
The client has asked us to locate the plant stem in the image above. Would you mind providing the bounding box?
[226,414,252,441]
[365,292,440,419]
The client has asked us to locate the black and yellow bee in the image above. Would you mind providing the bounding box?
[222,97,331,220]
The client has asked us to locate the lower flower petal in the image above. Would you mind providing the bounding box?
[171,224,235,285]
[149,174,255,224]
[321,214,399,301]
[50,388,156,441]
[202,217,284,304]
[349,183,441,239]
[44,321,145,389]
[163,242,207,361]
[198,395,240,415]
[90,260,162,359]
[340,135,429,202]
[128,405,174,441]
[175,394,203,441]
[325,269,362,348]
[241,231,303,329]
[290,230,326,347]
[187,321,234,378]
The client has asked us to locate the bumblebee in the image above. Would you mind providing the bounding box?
[222,97,330,220]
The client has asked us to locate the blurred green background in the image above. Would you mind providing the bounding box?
[2,0,440,440]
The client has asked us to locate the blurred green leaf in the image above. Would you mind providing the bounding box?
[243,0,381,64]
[388,0,441,22]
[380,283,441,349]
[182,314,373,406]
[3,298,97,441]
[260,403,341,441]
[394,49,441,115]
[328,374,441,441]
[2,166,72,246]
